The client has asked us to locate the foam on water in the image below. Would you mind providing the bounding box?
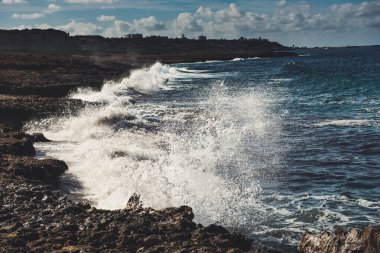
[315,119,378,127]
[24,48,380,250]
[27,62,283,228]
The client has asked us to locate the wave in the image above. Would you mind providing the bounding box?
[71,62,220,104]
[314,119,377,127]
[27,62,284,229]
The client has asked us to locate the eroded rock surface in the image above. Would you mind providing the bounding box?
[0,122,255,252]
[298,226,380,253]
[0,169,253,252]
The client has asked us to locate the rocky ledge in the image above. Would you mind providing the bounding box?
[0,55,277,252]
[298,226,380,253]
[1,51,378,253]
[0,126,261,252]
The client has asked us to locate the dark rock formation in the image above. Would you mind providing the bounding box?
[0,30,298,251]
[298,226,380,253]
[0,165,253,252]
[0,52,131,98]
[0,94,86,128]
[0,136,35,156]
[96,113,137,126]
[1,155,68,181]
[0,71,256,252]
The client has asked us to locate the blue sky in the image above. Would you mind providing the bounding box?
[1,0,379,46]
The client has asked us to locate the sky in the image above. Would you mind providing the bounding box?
[0,0,379,47]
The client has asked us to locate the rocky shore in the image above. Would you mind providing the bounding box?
[297,226,380,253]
[0,51,283,252]
[1,50,379,253]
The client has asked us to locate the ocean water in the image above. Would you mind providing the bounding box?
[27,46,380,250]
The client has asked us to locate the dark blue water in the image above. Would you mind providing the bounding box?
[30,46,380,251]
[171,46,380,249]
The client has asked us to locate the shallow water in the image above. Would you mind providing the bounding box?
[27,46,380,250]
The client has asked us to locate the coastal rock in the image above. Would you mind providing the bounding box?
[0,174,254,252]
[0,94,85,128]
[0,155,68,181]
[0,51,130,98]
[297,225,380,253]
[0,130,49,148]
[97,114,137,126]
[0,137,35,156]
[30,133,50,142]
[0,41,298,252]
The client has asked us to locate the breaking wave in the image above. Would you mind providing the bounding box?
[315,119,378,127]
[27,62,284,228]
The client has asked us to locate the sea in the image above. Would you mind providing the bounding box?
[27,46,380,251]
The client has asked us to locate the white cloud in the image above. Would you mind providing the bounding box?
[330,0,380,29]
[98,1,380,39]
[47,4,60,13]
[12,12,44,19]
[2,0,26,4]
[66,0,114,3]
[56,20,100,35]
[97,15,116,22]
[173,12,203,33]
[114,19,130,31]
[134,16,166,31]
[9,1,380,45]
[103,16,166,37]
[12,3,60,20]
[103,19,130,37]
[33,20,100,35]
[168,1,380,38]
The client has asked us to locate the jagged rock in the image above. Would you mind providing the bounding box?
[297,225,380,253]
[126,193,143,210]
[30,133,50,142]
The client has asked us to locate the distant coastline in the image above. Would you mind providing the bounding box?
[0,28,296,64]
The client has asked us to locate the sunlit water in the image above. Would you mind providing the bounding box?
[27,46,380,250]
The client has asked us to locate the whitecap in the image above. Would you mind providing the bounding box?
[314,119,377,127]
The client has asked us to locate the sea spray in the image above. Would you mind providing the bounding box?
[27,62,283,229]
[23,47,380,249]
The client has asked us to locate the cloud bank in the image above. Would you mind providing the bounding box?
[8,1,380,46]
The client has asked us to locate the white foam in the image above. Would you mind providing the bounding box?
[315,119,377,127]
[205,60,224,63]
[27,63,284,228]
[357,199,380,209]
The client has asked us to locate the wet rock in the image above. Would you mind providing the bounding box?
[97,114,137,126]
[31,133,50,142]
[126,193,143,210]
[0,49,267,252]
[143,235,161,247]
[0,137,35,156]
[298,225,380,253]
[0,94,86,129]
[1,155,68,181]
